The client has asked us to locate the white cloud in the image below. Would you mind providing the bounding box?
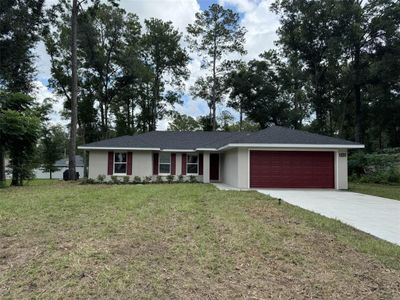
[220,0,279,60]
[31,80,68,126]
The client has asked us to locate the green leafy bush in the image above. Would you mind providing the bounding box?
[156,175,163,183]
[110,176,119,184]
[143,176,152,184]
[97,174,106,183]
[134,176,141,183]
[349,150,400,184]
[177,175,184,183]
[189,175,197,183]
[122,176,130,184]
[166,175,174,183]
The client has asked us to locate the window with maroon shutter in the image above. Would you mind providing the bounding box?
[186,154,198,174]
[159,153,171,174]
[107,152,113,175]
[153,153,159,175]
[199,153,203,175]
[114,152,127,174]
[127,152,133,175]
[181,153,187,175]
[171,153,176,175]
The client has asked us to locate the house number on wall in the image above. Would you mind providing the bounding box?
[339,153,347,157]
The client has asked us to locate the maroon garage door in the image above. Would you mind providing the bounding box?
[250,151,334,188]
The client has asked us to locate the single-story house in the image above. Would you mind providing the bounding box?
[5,155,85,180]
[33,155,85,179]
[78,126,364,189]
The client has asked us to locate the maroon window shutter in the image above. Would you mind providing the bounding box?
[199,153,203,175]
[107,152,114,175]
[127,152,133,175]
[181,153,187,175]
[153,153,159,175]
[171,153,176,175]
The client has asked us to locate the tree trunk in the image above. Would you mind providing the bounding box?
[211,31,217,131]
[69,0,78,181]
[239,103,243,132]
[354,45,363,143]
[50,170,52,180]
[0,147,5,187]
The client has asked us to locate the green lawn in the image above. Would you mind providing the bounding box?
[0,182,399,298]
[349,182,400,201]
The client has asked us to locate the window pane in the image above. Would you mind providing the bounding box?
[160,163,170,174]
[187,164,198,174]
[160,153,170,164]
[187,155,198,164]
[115,152,126,163]
[114,163,126,174]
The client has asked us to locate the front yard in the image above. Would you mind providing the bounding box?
[349,182,400,201]
[1,181,399,298]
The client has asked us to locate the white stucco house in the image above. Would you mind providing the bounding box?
[78,126,364,189]
[33,156,85,179]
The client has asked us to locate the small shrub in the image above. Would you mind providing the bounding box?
[110,175,119,184]
[189,175,197,183]
[134,176,142,183]
[387,168,400,183]
[156,175,163,183]
[97,174,106,183]
[177,174,184,183]
[166,175,174,183]
[122,176,130,184]
[143,176,152,184]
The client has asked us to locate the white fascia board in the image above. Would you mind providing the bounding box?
[217,143,364,150]
[195,148,218,151]
[77,146,160,151]
[161,149,195,152]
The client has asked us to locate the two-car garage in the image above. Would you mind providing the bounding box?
[249,151,335,188]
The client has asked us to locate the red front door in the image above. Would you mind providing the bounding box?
[210,153,219,181]
[250,151,334,188]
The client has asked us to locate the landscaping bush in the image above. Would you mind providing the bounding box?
[349,150,400,184]
[177,175,184,183]
[156,175,163,183]
[189,175,197,183]
[97,174,106,183]
[166,175,174,183]
[143,176,152,184]
[134,176,141,183]
[122,176,130,184]
[110,175,119,184]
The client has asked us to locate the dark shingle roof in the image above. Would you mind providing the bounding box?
[79,126,362,150]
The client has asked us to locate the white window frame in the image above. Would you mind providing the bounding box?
[114,152,127,175]
[186,154,199,175]
[159,152,171,175]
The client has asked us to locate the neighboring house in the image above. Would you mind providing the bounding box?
[34,156,85,179]
[78,126,364,189]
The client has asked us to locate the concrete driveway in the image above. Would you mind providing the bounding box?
[257,189,400,246]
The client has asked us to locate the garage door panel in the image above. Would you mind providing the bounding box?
[250,151,334,188]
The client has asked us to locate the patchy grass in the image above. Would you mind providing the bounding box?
[349,182,400,201]
[0,181,399,298]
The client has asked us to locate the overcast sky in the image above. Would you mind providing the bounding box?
[33,0,280,129]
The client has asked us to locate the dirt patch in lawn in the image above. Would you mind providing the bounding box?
[0,183,399,298]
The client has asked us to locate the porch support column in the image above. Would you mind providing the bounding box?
[203,152,210,183]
